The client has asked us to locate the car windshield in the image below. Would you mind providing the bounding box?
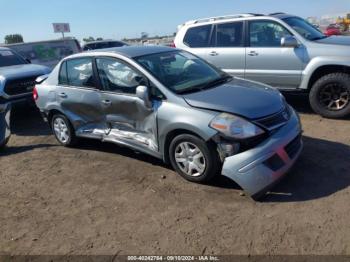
[0,49,27,67]
[283,17,327,41]
[135,51,232,94]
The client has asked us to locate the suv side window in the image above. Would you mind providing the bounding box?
[183,25,212,48]
[66,58,95,88]
[96,57,142,94]
[249,20,292,47]
[216,22,243,47]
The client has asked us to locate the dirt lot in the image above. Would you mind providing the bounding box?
[0,95,349,256]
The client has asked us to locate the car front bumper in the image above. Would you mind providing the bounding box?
[0,102,11,147]
[221,107,303,198]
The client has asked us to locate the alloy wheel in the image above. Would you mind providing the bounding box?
[319,83,350,111]
[53,117,70,143]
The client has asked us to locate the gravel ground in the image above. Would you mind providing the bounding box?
[0,95,349,255]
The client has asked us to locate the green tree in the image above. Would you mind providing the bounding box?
[83,36,95,42]
[4,34,24,44]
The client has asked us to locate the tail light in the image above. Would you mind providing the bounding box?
[169,42,176,48]
[33,86,39,101]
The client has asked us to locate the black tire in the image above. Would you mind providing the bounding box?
[51,114,77,146]
[169,134,221,183]
[0,136,10,149]
[309,73,350,118]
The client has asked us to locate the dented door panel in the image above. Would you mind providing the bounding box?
[100,92,159,152]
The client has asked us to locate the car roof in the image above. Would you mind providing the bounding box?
[84,45,177,58]
[0,46,11,51]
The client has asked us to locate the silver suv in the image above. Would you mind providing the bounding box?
[174,13,350,118]
[34,46,302,200]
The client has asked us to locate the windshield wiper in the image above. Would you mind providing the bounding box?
[177,75,233,95]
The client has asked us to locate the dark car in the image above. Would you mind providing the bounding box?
[82,40,128,51]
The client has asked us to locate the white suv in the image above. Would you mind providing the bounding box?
[174,13,350,119]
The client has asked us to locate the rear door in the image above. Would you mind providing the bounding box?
[245,19,304,89]
[95,57,159,152]
[57,57,105,137]
[181,22,246,77]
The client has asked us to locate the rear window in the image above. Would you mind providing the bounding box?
[0,49,27,67]
[65,58,95,88]
[183,25,212,48]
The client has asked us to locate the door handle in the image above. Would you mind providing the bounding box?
[58,92,67,98]
[102,100,112,106]
[248,51,259,56]
[209,51,219,56]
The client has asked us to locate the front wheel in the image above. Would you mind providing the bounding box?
[309,73,350,118]
[51,114,77,146]
[169,134,220,183]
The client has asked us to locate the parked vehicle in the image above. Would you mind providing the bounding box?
[324,25,342,36]
[174,13,350,118]
[0,47,51,105]
[82,40,129,51]
[34,46,302,200]
[2,38,82,69]
[0,102,11,148]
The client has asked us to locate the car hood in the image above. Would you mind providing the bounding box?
[0,64,51,80]
[315,35,350,46]
[183,78,284,119]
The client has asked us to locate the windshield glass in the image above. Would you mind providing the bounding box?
[135,51,230,94]
[0,49,27,67]
[283,17,326,41]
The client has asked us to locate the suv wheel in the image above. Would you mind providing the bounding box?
[169,134,220,183]
[309,73,350,118]
[0,136,10,149]
[51,114,77,146]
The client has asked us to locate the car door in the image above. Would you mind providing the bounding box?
[245,19,304,89]
[57,57,105,138]
[183,23,246,78]
[203,21,246,78]
[95,57,158,152]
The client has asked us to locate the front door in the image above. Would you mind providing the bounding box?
[95,57,158,151]
[57,57,105,138]
[245,20,304,90]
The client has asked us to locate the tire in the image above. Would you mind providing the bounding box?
[0,136,10,149]
[51,114,77,146]
[169,134,221,183]
[309,73,350,118]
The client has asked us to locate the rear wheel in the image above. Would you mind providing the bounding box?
[169,134,220,183]
[51,114,77,146]
[309,73,350,118]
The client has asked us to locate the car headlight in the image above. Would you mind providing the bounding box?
[209,113,264,139]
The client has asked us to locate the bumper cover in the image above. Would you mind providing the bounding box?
[221,108,303,197]
[0,103,11,147]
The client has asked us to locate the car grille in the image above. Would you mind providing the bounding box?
[3,76,39,96]
[254,106,291,131]
[285,134,302,159]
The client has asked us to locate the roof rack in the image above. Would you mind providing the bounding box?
[269,12,286,16]
[184,13,261,26]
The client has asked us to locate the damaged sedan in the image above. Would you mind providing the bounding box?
[34,46,302,200]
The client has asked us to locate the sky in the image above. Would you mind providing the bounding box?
[0,0,349,42]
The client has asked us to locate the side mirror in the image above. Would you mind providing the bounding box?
[136,85,152,108]
[281,36,298,47]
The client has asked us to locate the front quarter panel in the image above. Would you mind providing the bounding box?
[157,100,218,157]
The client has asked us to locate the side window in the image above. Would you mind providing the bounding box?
[66,58,95,88]
[216,22,243,47]
[249,21,292,47]
[183,25,212,48]
[58,61,68,85]
[96,57,142,94]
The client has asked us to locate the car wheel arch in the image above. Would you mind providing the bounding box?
[307,64,350,90]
